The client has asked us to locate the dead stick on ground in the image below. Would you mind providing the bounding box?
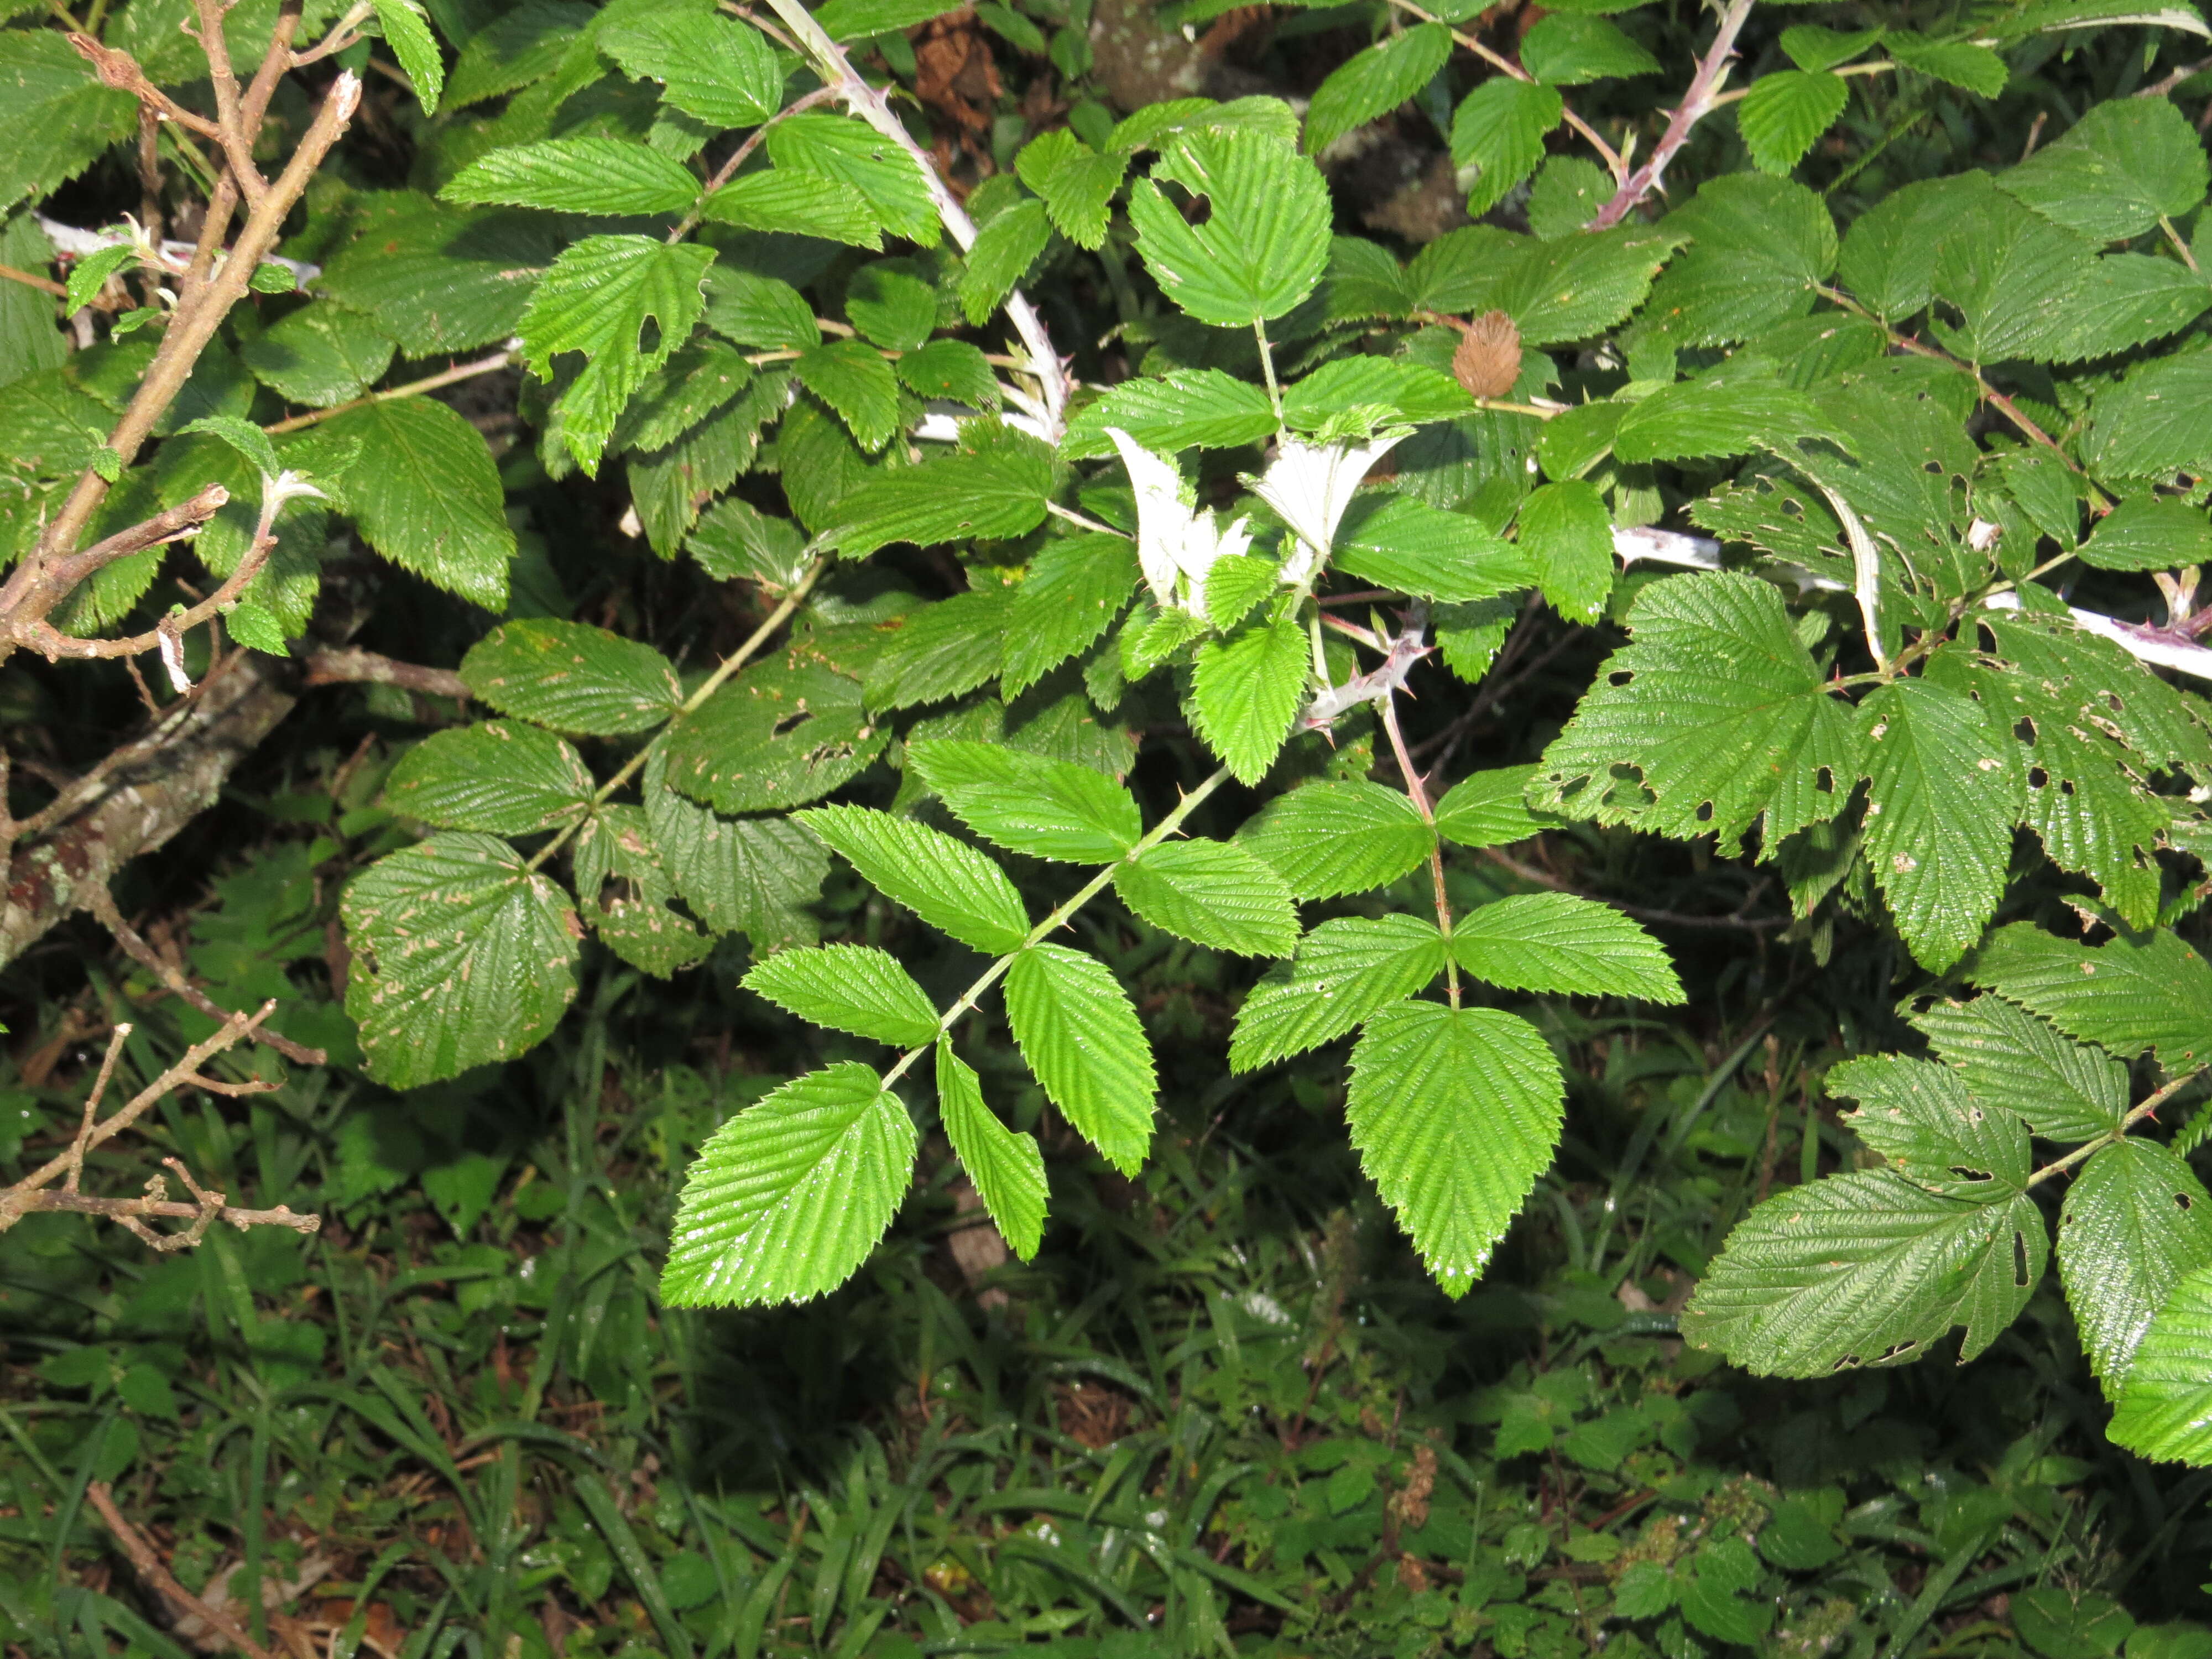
[86,1482,282,1659]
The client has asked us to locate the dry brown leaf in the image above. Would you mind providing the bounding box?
[1453,310,1522,399]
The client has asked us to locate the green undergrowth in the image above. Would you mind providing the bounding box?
[6,811,2212,1659]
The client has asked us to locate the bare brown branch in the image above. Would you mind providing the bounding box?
[302,646,470,700]
[84,883,328,1066]
[1588,0,1757,229]
[0,651,296,967]
[0,71,361,660]
[86,1482,284,1659]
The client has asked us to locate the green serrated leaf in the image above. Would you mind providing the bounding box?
[1333,495,1529,602]
[1239,779,1434,899]
[372,0,446,113]
[178,414,281,482]
[860,587,1014,712]
[2107,1264,2212,1464]
[665,654,888,812]
[341,831,580,1088]
[0,33,135,216]
[1003,535,1140,697]
[1857,676,2022,972]
[1114,838,1298,956]
[1969,922,2212,1071]
[1450,893,1683,1001]
[1281,356,1473,432]
[2077,494,2212,570]
[1681,1170,2048,1375]
[1515,479,1614,623]
[460,618,681,734]
[795,339,902,452]
[701,169,884,248]
[295,398,515,611]
[238,302,397,409]
[1884,34,2007,96]
[1639,174,1835,346]
[1128,127,1332,327]
[909,739,1139,862]
[660,1063,919,1306]
[644,753,827,947]
[1450,79,1563,216]
[317,195,559,358]
[1738,71,1849,176]
[600,6,781,127]
[897,338,1001,410]
[769,113,940,247]
[2001,96,2209,243]
[798,804,1029,954]
[1062,369,1277,460]
[1305,24,1454,153]
[959,197,1051,325]
[2089,348,2212,481]
[1912,994,2129,1144]
[2059,1138,2212,1397]
[1016,129,1131,248]
[837,429,1053,552]
[445,138,700,215]
[1828,1053,2030,1196]
[1348,1003,1564,1294]
[744,943,941,1047]
[1433,764,1558,848]
[937,1039,1048,1260]
[1520,13,1658,84]
[595,898,712,979]
[517,236,713,473]
[1781,24,1884,72]
[1004,943,1155,1172]
[64,243,135,317]
[1533,572,1858,848]
[384,721,593,835]
[1190,607,1308,783]
[1228,914,1447,1071]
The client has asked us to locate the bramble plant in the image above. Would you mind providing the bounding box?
[7,0,2212,1490]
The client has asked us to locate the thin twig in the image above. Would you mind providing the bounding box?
[302,646,469,699]
[84,884,327,1066]
[86,1482,283,1659]
[0,260,69,300]
[1,1003,283,1219]
[667,85,841,243]
[261,349,513,434]
[0,71,360,654]
[1588,0,1757,228]
[2026,1066,2210,1190]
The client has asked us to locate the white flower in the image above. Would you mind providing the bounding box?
[1249,434,1406,586]
[1105,427,1252,619]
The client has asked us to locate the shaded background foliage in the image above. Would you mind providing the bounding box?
[6,0,2212,1653]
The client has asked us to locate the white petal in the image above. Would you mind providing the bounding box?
[1251,434,1407,568]
[1106,427,1193,611]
